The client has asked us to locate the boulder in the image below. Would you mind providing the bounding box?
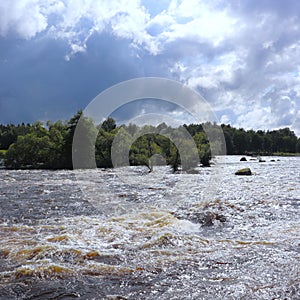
[173,210,226,226]
[235,167,252,175]
[240,157,247,161]
[201,212,227,227]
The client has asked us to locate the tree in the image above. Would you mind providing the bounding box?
[130,135,154,171]
[100,117,116,132]
[223,129,234,154]
[263,134,273,154]
[47,121,67,169]
[233,129,248,154]
[62,110,83,169]
[95,129,116,168]
[251,133,263,153]
[167,141,180,172]
[296,138,300,153]
[5,133,53,169]
[72,113,98,169]
[62,110,98,169]
[2,115,299,170]
[0,123,31,150]
[193,132,211,166]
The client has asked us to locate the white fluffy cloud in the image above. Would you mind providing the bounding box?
[0,0,299,134]
[0,0,47,38]
[0,0,237,54]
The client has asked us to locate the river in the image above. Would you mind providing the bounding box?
[0,156,299,299]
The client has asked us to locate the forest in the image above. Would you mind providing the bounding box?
[0,110,299,171]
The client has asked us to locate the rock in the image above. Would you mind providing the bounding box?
[202,212,215,226]
[185,168,199,174]
[202,212,227,227]
[235,168,252,175]
[240,157,247,161]
[215,214,227,223]
[270,159,275,162]
[201,212,226,227]
[257,156,265,162]
[173,209,226,227]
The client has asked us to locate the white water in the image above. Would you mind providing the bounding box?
[0,156,299,299]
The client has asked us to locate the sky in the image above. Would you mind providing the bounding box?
[0,0,299,135]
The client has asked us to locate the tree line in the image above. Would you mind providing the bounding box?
[219,124,300,155]
[0,110,299,170]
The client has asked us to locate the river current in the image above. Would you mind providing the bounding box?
[0,156,299,299]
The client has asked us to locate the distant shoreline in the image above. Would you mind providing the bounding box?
[232,153,300,157]
[1,116,299,170]
[271,152,300,157]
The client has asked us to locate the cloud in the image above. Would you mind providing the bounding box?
[0,0,299,135]
[158,1,300,134]
[0,0,238,56]
[0,31,172,124]
[0,0,57,39]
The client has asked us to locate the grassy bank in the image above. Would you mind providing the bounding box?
[272,152,300,156]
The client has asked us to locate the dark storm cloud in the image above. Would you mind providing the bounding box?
[0,32,171,124]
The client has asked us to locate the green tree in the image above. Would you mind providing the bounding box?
[251,133,263,153]
[5,133,52,169]
[296,138,300,153]
[72,113,98,169]
[193,132,211,166]
[222,126,234,154]
[95,129,116,168]
[233,129,248,154]
[63,110,83,168]
[263,134,273,154]
[100,117,116,132]
[47,121,67,168]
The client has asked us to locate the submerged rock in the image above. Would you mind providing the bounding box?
[235,168,252,175]
[185,168,199,174]
[240,157,247,161]
[173,209,226,227]
[202,212,227,226]
[256,156,266,162]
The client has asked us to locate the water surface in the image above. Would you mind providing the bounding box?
[0,156,299,299]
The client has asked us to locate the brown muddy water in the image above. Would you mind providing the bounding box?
[0,156,299,299]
